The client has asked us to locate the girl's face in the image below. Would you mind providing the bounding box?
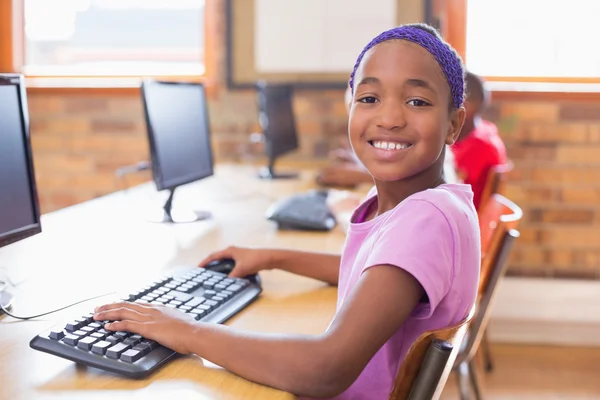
[349,40,464,183]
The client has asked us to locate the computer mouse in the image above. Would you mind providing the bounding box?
[204,258,261,286]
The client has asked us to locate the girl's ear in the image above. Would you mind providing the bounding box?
[445,107,466,145]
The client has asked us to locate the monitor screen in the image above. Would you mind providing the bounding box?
[258,84,298,159]
[141,80,214,191]
[0,75,41,248]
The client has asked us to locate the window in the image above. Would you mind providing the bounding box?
[23,0,205,77]
[466,0,600,79]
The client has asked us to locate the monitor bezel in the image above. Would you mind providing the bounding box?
[0,74,42,249]
[140,79,214,192]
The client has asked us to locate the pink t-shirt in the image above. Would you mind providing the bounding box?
[329,184,480,399]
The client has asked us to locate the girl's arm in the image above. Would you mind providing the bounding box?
[95,264,423,398]
[199,247,341,285]
[265,249,341,285]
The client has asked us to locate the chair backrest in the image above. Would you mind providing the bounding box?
[389,306,475,400]
[461,227,520,363]
[478,161,513,214]
[478,194,523,294]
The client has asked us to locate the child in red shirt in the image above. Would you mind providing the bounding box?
[451,71,507,209]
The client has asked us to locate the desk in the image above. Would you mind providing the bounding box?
[0,164,347,400]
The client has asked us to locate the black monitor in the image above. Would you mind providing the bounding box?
[141,80,214,224]
[0,74,42,313]
[256,82,299,179]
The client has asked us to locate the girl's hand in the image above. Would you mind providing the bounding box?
[197,246,273,278]
[93,302,197,354]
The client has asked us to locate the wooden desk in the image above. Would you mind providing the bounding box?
[0,164,347,400]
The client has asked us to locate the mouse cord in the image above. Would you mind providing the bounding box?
[0,291,115,320]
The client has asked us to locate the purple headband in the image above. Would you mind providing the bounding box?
[349,25,464,109]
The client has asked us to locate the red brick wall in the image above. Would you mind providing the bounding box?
[24,0,600,279]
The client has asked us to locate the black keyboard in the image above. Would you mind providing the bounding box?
[266,190,336,231]
[29,267,261,378]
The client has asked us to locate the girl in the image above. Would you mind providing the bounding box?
[94,23,480,399]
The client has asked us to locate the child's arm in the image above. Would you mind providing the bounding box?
[94,264,422,398]
[199,247,341,285]
[266,249,341,285]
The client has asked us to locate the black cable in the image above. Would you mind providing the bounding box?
[0,291,115,320]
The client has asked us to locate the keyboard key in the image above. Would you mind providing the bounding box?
[65,321,83,332]
[106,335,121,344]
[168,300,183,307]
[106,343,132,359]
[73,330,88,337]
[62,334,80,346]
[91,340,112,355]
[114,332,130,339]
[226,284,243,293]
[91,332,105,339]
[167,291,193,302]
[131,343,151,356]
[130,334,143,342]
[185,297,204,308]
[81,326,96,333]
[204,290,217,298]
[121,349,142,363]
[77,336,99,350]
[88,322,102,330]
[202,281,216,289]
[204,300,219,307]
[179,305,192,312]
[49,329,65,340]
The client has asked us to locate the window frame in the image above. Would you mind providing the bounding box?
[0,0,218,94]
[437,0,600,99]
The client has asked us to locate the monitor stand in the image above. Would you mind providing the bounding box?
[258,162,298,180]
[147,187,211,224]
[0,290,13,315]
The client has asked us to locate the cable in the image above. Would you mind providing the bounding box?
[0,291,115,320]
[0,268,17,287]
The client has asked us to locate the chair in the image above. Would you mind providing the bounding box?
[389,307,475,400]
[453,197,522,400]
[476,194,523,373]
[478,161,513,217]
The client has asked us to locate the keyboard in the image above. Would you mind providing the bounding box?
[266,190,336,231]
[29,266,261,378]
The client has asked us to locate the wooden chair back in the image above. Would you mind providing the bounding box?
[478,194,523,294]
[461,227,520,363]
[478,161,513,215]
[389,307,475,400]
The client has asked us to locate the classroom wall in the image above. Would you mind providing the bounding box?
[24,0,600,280]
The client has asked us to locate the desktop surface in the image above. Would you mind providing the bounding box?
[0,163,343,400]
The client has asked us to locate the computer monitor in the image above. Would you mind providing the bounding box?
[256,82,299,179]
[0,74,42,313]
[141,80,214,224]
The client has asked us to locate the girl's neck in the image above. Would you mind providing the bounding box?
[373,160,446,217]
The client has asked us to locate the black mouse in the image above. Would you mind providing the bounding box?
[204,258,261,286]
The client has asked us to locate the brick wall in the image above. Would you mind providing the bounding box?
[24,0,600,279]
[484,100,600,279]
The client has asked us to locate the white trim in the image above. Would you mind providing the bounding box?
[488,277,600,346]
